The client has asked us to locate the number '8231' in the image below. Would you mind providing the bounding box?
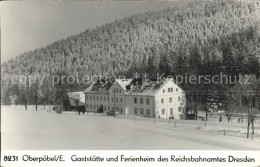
[3,156,18,161]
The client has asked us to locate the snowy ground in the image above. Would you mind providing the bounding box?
[1,106,260,150]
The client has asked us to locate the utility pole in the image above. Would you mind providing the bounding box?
[195,92,198,120]
[186,63,191,120]
[112,89,116,118]
[240,88,243,123]
[35,79,39,111]
[246,90,254,138]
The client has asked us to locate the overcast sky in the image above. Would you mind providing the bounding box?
[1,1,189,63]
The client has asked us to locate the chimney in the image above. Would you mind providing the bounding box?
[142,77,146,86]
[126,84,132,92]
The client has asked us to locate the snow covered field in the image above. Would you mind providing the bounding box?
[1,106,260,150]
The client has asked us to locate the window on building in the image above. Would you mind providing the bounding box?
[107,97,109,101]
[112,97,114,102]
[100,96,102,101]
[146,98,150,105]
[97,105,99,109]
[178,96,181,101]
[178,107,181,112]
[120,108,123,113]
[90,96,92,100]
[161,109,165,115]
[120,89,121,93]
[94,105,96,109]
[120,98,123,103]
[134,97,137,103]
[146,109,150,116]
[104,106,106,110]
[161,98,164,104]
[93,96,95,100]
[140,108,144,115]
[168,88,174,92]
[97,96,99,101]
[86,95,88,100]
[170,108,173,115]
[87,104,89,108]
[116,98,118,103]
[104,96,106,101]
[176,88,178,92]
[169,97,172,103]
[163,89,165,93]
[90,104,92,109]
[108,106,110,110]
[134,108,138,114]
[140,98,143,104]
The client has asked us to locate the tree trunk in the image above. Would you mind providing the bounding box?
[35,90,38,111]
[48,94,51,112]
[76,100,79,115]
[24,97,27,110]
[205,108,208,121]
[239,90,243,123]
[195,93,198,120]
[251,120,254,135]
[247,121,250,138]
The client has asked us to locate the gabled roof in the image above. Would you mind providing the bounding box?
[83,79,113,94]
[83,77,182,96]
[67,91,85,106]
[126,78,174,96]
[115,79,132,90]
[84,84,94,93]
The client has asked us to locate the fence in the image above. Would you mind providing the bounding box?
[4,105,260,139]
[87,113,260,139]
[7,104,54,112]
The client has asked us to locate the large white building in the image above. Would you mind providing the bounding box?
[84,78,186,119]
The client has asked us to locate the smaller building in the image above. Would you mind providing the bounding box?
[67,91,85,111]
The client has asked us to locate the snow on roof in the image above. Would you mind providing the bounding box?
[115,79,132,90]
[83,79,113,94]
[83,84,94,93]
[84,78,180,96]
[126,78,171,96]
[67,91,85,106]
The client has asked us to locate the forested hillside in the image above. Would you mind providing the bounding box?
[1,0,260,113]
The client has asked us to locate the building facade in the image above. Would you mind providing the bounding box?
[84,80,111,113]
[84,78,186,119]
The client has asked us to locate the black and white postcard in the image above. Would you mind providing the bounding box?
[1,0,260,166]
